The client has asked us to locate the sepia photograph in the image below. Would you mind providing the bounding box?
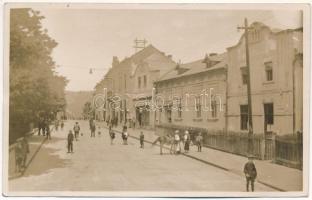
[2,2,310,197]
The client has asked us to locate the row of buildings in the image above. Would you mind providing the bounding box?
[94,22,303,160]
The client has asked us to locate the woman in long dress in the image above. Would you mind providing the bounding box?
[184,130,190,153]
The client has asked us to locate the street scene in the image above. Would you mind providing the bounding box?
[5,3,306,197]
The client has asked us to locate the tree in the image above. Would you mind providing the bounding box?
[82,101,93,120]
[9,8,67,143]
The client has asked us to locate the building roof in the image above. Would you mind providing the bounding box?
[227,21,302,50]
[157,52,227,82]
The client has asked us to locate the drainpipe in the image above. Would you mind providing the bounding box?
[292,53,297,135]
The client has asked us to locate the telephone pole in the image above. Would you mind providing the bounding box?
[237,18,254,155]
[133,38,147,53]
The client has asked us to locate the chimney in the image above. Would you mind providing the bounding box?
[209,53,217,57]
[167,54,172,59]
[112,56,119,67]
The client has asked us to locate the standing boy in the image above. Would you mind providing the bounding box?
[244,155,257,192]
[73,122,80,141]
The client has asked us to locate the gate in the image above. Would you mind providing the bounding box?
[264,131,275,160]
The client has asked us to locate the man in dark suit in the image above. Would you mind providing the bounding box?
[67,130,74,153]
[244,155,257,192]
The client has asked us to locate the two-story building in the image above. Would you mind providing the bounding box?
[95,45,176,128]
[154,53,227,136]
[226,22,303,137]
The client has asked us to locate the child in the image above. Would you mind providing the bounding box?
[139,131,144,148]
[244,155,257,192]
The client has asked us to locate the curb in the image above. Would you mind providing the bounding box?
[103,125,285,192]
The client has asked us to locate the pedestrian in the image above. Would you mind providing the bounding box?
[46,125,51,140]
[90,119,96,137]
[55,120,59,132]
[139,131,144,148]
[73,122,80,141]
[196,132,203,152]
[124,130,128,145]
[38,118,43,136]
[60,121,64,130]
[67,130,74,153]
[151,135,166,155]
[174,130,181,154]
[42,119,46,136]
[109,128,115,145]
[169,134,174,154]
[14,140,23,172]
[21,136,30,169]
[183,130,190,153]
[244,155,257,192]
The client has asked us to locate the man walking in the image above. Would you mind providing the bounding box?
[139,131,144,148]
[46,125,51,140]
[90,119,96,137]
[67,130,74,153]
[196,132,203,152]
[244,155,257,192]
[73,122,80,141]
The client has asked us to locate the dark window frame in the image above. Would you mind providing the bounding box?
[240,105,249,130]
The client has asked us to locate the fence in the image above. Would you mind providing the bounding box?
[155,124,265,160]
[275,132,303,169]
[156,124,303,169]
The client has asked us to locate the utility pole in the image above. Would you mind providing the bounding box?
[133,38,147,53]
[238,18,254,155]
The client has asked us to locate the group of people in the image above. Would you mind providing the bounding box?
[152,130,204,155]
[54,120,64,132]
[38,118,53,139]
[67,121,81,153]
[67,120,104,153]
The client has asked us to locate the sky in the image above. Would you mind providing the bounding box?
[35,5,302,91]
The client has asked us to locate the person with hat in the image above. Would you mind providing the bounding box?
[73,122,80,141]
[195,132,203,152]
[67,130,74,153]
[244,155,257,192]
[183,130,191,153]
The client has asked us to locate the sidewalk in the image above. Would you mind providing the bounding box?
[9,127,53,180]
[99,123,303,192]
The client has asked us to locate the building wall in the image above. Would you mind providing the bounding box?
[155,69,227,132]
[226,24,303,135]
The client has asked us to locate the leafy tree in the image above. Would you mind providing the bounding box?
[82,101,93,120]
[9,8,67,143]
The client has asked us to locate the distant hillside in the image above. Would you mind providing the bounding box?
[65,91,93,118]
